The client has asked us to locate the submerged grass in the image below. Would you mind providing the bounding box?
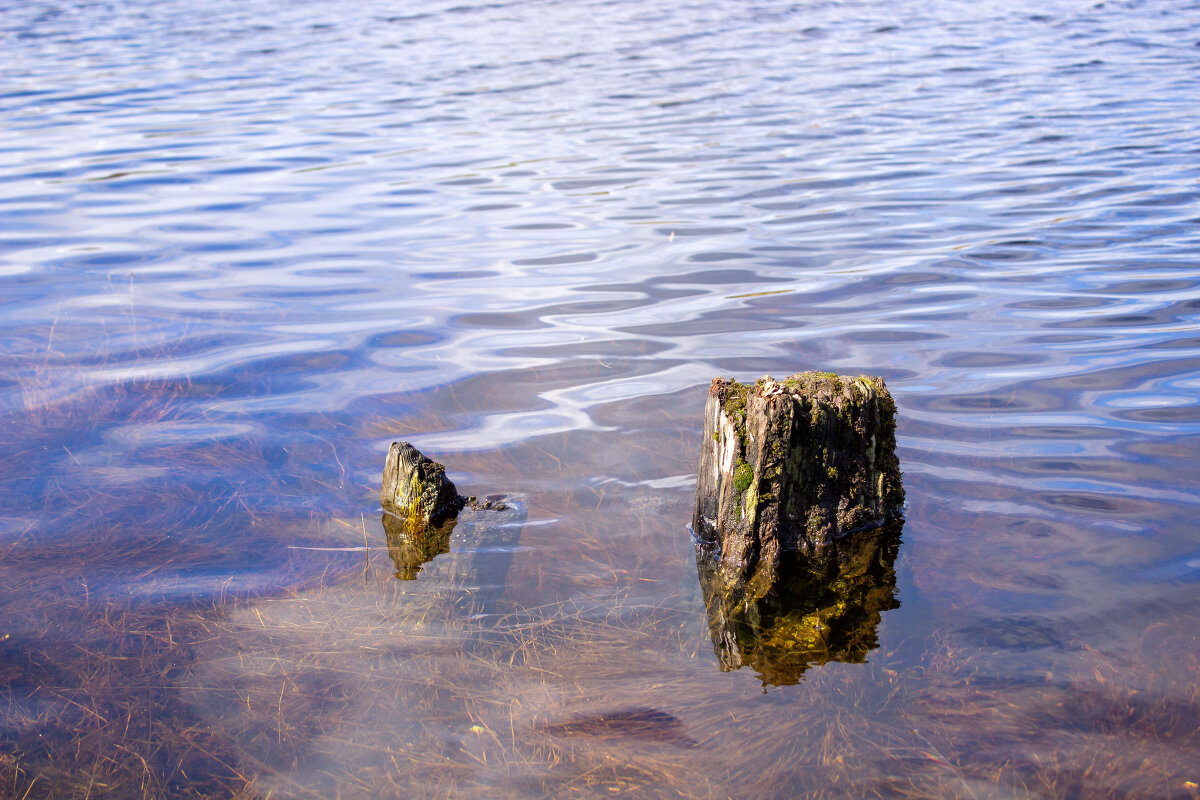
[3,479,1198,799]
[2,376,1199,799]
[5,565,1198,799]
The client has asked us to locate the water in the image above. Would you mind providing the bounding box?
[2,0,1199,796]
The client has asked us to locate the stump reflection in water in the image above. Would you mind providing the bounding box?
[383,511,455,580]
[382,496,527,616]
[697,521,903,685]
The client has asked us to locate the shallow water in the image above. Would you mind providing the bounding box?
[2,0,1200,797]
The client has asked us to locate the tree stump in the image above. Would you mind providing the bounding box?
[692,372,904,606]
[380,441,466,532]
[382,495,526,616]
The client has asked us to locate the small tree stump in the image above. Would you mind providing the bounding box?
[692,372,904,605]
[383,495,527,620]
[380,441,466,532]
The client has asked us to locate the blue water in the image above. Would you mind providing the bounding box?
[2,0,1200,797]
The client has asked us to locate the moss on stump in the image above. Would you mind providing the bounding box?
[692,372,904,606]
[380,441,466,533]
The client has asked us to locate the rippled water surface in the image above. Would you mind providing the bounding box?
[3,0,1200,797]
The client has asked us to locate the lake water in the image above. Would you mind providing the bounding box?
[2,0,1200,796]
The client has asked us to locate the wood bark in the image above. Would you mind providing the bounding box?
[380,441,465,530]
[692,372,904,606]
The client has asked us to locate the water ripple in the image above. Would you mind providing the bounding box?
[3,0,1200,794]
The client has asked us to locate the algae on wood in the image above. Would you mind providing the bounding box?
[381,441,465,531]
[692,372,904,608]
[382,511,456,580]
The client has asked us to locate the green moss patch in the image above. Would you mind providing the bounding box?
[733,460,754,494]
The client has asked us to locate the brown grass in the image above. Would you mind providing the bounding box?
[2,376,1198,799]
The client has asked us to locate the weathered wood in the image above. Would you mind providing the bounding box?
[380,441,465,531]
[692,372,904,606]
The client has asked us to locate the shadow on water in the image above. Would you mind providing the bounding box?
[535,707,700,749]
[697,521,903,686]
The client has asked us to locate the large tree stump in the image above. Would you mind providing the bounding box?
[692,372,904,606]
